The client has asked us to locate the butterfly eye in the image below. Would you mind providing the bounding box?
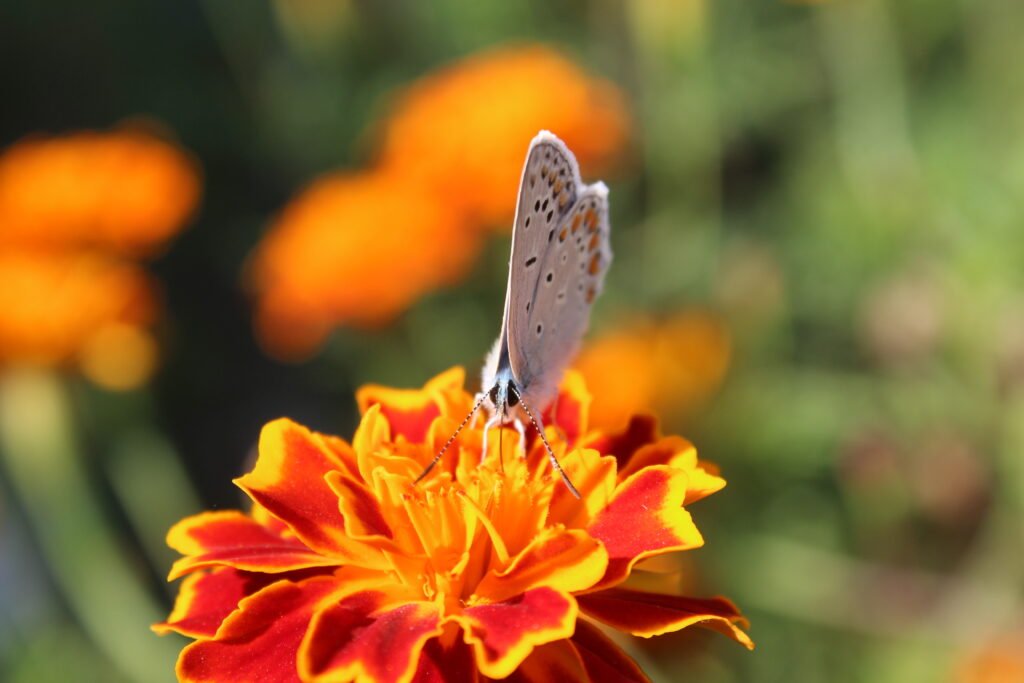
[507,390,520,408]
[488,385,500,405]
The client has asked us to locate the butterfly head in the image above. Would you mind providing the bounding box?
[487,380,520,417]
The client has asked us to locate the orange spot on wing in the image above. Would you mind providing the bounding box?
[571,214,582,234]
[588,254,601,275]
[559,227,568,242]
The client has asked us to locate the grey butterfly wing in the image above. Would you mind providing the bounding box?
[504,132,612,410]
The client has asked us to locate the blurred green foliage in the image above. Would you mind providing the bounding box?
[2,1,1023,681]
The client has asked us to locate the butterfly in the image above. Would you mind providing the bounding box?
[417,130,612,497]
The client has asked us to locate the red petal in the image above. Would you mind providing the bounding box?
[299,591,441,683]
[581,414,659,464]
[177,576,340,683]
[166,511,339,579]
[577,588,753,648]
[571,619,650,682]
[504,638,587,683]
[453,587,577,679]
[235,420,387,567]
[411,636,479,683]
[154,568,279,638]
[586,466,703,589]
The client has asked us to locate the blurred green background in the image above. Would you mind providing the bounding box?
[2,1,1023,681]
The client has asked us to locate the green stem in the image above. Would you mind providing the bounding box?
[0,369,180,683]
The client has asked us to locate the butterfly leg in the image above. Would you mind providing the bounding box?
[513,418,527,456]
[479,410,502,463]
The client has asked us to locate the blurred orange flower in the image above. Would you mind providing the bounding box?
[956,631,1024,683]
[0,250,155,367]
[249,169,479,360]
[0,126,199,389]
[0,129,200,256]
[249,46,630,360]
[378,45,629,228]
[575,311,731,431]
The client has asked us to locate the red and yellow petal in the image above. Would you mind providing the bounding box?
[324,471,396,545]
[678,459,726,506]
[577,587,753,649]
[586,465,704,590]
[299,591,442,683]
[616,436,726,504]
[473,527,607,604]
[166,511,339,579]
[616,436,695,480]
[543,370,591,445]
[571,619,650,683]
[452,587,578,679]
[356,369,468,444]
[177,576,342,683]
[235,419,385,565]
[154,568,280,638]
[546,447,618,529]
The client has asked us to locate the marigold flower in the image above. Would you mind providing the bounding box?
[0,129,200,256]
[0,250,156,369]
[377,45,629,228]
[156,367,751,682]
[248,169,480,360]
[575,311,731,431]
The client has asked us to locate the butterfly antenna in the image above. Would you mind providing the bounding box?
[511,387,581,499]
[414,390,489,485]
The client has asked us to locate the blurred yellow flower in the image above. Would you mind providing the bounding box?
[0,128,200,256]
[249,169,479,360]
[378,45,629,228]
[0,250,156,370]
[575,311,731,431]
